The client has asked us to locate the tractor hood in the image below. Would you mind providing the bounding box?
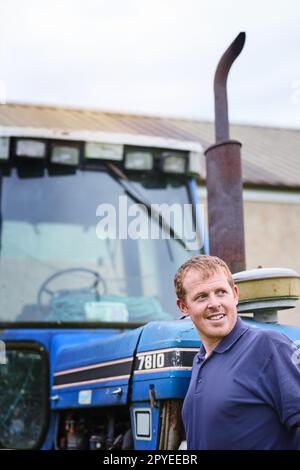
[50,319,200,409]
[51,327,144,409]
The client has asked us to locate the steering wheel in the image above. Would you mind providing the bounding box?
[37,267,107,316]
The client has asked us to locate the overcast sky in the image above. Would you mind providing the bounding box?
[0,0,300,129]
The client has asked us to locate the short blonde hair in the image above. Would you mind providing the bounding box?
[174,255,234,302]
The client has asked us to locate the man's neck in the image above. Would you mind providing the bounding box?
[202,338,222,357]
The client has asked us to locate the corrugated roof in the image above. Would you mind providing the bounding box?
[0,102,300,188]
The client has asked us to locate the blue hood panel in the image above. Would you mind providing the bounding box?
[49,320,200,408]
[51,327,144,409]
[131,319,200,401]
[45,321,199,409]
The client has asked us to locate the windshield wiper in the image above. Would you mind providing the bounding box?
[106,163,188,252]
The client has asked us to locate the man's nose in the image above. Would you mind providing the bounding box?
[207,294,221,309]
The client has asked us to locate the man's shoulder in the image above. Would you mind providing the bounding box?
[244,321,293,350]
[239,322,297,375]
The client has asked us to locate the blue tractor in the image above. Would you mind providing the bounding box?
[0,33,299,450]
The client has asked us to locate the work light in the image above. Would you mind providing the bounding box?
[161,151,187,174]
[51,144,80,165]
[85,142,123,161]
[16,139,46,159]
[0,137,9,160]
[124,149,153,171]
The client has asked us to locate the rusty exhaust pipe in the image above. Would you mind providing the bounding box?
[204,33,246,273]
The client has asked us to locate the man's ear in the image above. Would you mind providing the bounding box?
[176,298,189,316]
[233,285,239,306]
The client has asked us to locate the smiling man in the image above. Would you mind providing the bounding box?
[174,255,300,450]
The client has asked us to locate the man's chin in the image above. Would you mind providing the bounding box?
[201,321,234,339]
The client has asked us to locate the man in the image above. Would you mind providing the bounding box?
[174,255,300,450]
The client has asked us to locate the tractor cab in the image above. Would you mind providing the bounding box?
[0,135,204,328]
[0,131,205,449]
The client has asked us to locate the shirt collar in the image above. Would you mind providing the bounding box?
[197,317,249,362]
[214,316,249,353]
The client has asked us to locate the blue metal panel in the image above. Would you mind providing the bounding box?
[136,319,199,353]
[131,320,199,401]
[132,374,192,402]
[130,402,161,450]
[51,381,131,409]
[49,333,119,381]
[51,327,144,408]
[51,328,143,373]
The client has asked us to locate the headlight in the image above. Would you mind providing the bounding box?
[16,139,46,159]
[124,149,154,171]
[161,151,187,174]
[51,144,80,165]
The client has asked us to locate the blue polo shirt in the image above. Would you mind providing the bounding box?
[182,317,300,450]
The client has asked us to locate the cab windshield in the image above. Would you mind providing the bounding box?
[0,166,199,325]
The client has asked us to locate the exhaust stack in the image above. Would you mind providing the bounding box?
[204,33,246,273]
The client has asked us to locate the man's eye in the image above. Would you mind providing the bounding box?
[217,290,226,295]
[195,295,206,301]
